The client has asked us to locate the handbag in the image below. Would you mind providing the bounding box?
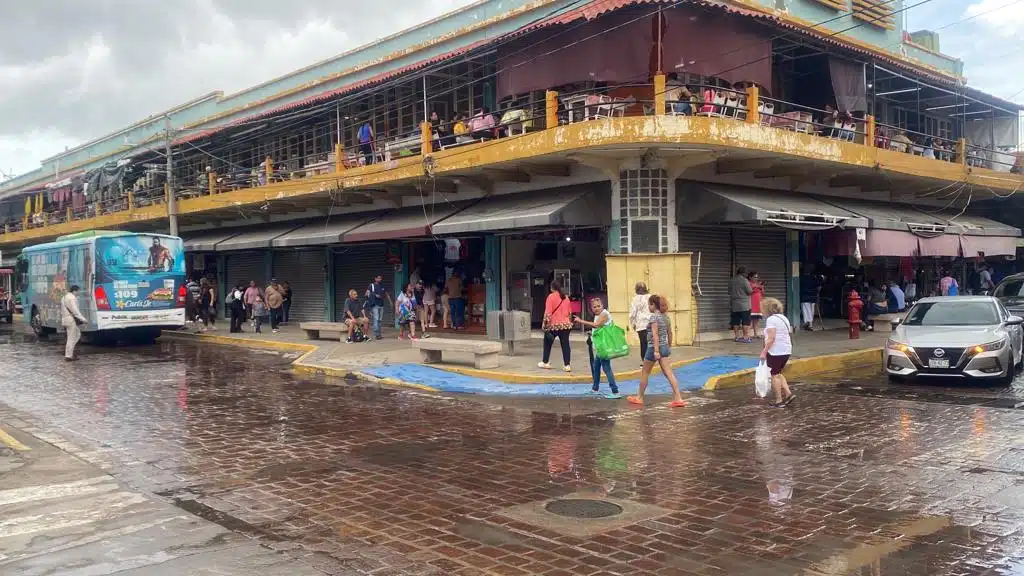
[542,296,567,331]
[592,323,630,360]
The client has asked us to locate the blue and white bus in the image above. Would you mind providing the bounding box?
[23,231,186,344]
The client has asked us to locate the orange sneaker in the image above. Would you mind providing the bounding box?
[626,395,644,406]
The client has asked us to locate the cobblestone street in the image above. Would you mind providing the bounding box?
[0,329,1022,575]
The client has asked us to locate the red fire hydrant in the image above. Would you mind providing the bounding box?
[847,289,864,340]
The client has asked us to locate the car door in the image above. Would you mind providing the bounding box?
[997,300,1023,364]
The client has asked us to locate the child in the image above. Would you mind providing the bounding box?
[252,296,267,334]
[574,297,622,399]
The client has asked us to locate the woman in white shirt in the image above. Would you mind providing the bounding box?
[628,282,652,368]
[759,297,794,407]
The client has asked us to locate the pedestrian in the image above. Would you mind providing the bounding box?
[252,295,268,333]
[423,280,438,328]
[229,284,245,333]
[396,284,419,340]
[440,278,451,329]
[575,297,622,399]
[445,271,465,330]
[281,281,293,324]
[365,274,392,340]
[358,120,375,165]
[538,280,573,372]
[265,279,285,334]
[61,285,87,361]
[243,280,261,324]
[749,271,765,339]
[760,297,794,407]
[628,282,652,369]
[799,265,820,331]
[627,295,687,408]
[979,263,995,294]
[939,269,959,296]
[730,266,753,343]
[342,289,370,343]
[414,279,428,334]
[199,278,217,331]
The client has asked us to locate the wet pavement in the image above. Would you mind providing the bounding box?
[0,327,1022,575]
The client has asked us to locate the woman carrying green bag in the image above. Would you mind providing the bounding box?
[575,297,623,399]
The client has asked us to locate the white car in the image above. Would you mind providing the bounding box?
[884,296,1023,384]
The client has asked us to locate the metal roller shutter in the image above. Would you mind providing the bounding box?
[274,250,327,323]
[733,227,787,306]
[679,226,732,333]
[333,244,395,325]
[224,252,266,317]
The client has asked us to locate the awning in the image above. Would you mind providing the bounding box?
[945,214,1020,238]
[215,224,300,252]
[431,187,611,235]
[960,235,1017,258]
[822,198,948,234]
[864,230,919,257]
[678,185,868,230]
[183,230,242,252]
[271,215,373,248]
[918,234,961,257]
[342,205,466,243]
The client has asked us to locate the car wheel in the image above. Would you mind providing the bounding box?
[1000,360,1016,386]
[887,374,904,384]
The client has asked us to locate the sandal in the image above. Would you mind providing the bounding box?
[782,394,795,406]
[626,395,644,406]
[669,400,688,408]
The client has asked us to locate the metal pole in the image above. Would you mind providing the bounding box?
[165,116,178,237]
[336,103,342,146]
[422,75,428,121]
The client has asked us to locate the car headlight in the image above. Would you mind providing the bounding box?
[886,339,911,353]
[969,340,1006,355]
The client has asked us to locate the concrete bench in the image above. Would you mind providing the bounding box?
[873,313,904,333]
[300,321,348,341]
[413,338,502,369]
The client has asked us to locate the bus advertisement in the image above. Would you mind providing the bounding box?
[23,231,186,343]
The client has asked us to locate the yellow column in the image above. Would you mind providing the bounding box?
[4,224,8,234]
[42,212,47,227]
[22,216,27,230]
[208,172,217,196]
[67,207,72,222]
[865,115,875,146]
[265,156,273,183]
[545,90,559,129]
[128,190,135,211]
[335,143,344,173]
[745,86,760,125]
[653,73,666,116]
[421,121,433,155]
[958,138,968,167]
[36,193,43,214]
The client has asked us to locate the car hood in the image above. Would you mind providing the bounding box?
[893,325,1005,347]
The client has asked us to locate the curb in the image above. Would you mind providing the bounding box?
[160,331,316,354]
[437,356,709,384]
[703,347,883,390]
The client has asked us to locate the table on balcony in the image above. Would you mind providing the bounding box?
[384,134,421,162]
[772,111,813,133]
[560,94,594,124]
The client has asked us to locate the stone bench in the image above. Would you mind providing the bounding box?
[413,338,502,369]
[873,313,904,333]
[300,321,348,341]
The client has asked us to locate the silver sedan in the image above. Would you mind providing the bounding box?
[884,296,1023,384]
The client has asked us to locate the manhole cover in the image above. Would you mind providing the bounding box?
[544,499,623,519]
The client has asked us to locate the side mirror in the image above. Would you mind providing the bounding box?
[1007,316,1024,326]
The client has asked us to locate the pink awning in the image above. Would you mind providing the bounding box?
[918,234,961,257]
[960,235,1018,258]
[863,230,918,257]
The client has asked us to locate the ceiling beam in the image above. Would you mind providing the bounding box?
[715,157,777,175]
[520,163,572,177]
[483,169,531,183]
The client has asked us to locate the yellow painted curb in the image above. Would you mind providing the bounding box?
[704,347,883,390]
[160,331,316,354]
[292,363,439,392]
[0,426,30,452]
[437,356,708,384]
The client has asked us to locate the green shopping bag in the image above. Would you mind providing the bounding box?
[592,324,630,360]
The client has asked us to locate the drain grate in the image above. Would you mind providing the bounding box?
[544,498,623,519]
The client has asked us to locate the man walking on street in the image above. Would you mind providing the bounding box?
[265,280,285,334]
[61,285,87,361]
[730,267,753,343]
[365,274,391,340]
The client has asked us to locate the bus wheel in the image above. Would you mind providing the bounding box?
[30,308,47,339]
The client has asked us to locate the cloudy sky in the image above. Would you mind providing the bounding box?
[0,0,1021,180]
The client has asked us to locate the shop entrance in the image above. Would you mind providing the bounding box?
[503,228,608,329]
[409,237,487,332]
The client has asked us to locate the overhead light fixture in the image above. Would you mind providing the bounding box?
[925,104,966,111]
[875,88,920,96]
[866,83,873,89]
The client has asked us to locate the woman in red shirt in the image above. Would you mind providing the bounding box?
[538,280,573,372]
[748,271,765,338]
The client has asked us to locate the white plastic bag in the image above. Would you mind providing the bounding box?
[754,361,771,398]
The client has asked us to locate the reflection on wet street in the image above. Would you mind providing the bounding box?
[1,328,1023,575]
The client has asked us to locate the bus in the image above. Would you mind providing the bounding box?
[23,231,186,344]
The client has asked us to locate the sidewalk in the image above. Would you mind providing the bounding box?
[163,321,887,396]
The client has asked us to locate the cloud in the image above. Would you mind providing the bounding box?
[965,0,1024,36]
[0,0,475,177]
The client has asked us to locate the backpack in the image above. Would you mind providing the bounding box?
[351,326,367,343]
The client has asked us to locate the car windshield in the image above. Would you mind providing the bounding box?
[903,301,1000,326]
[994,279,1024,298]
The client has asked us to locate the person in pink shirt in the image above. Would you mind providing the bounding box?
[243,281,262,321]
[538,280,573,372]
[748,271,765,338]
[938,270,958,296]
[469,108,496,140]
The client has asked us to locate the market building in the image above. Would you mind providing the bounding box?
[1,0,1022,342]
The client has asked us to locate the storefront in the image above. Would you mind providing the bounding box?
[431,184,612,328]
[677,184,867,337]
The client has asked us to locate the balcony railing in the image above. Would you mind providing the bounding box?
[4,74,1021,239]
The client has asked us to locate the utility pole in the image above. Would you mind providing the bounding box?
[165,116,178,236]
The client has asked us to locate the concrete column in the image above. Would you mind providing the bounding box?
[786,230,800,328]
[216,254,227,317]
[616,168,673,254]
[484,235,500,314]
[324,247,335,321]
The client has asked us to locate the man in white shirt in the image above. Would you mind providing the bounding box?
[61,285,87,361]
[979,264,995,294]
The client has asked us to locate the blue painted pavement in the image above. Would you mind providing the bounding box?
[360,356,759,396]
